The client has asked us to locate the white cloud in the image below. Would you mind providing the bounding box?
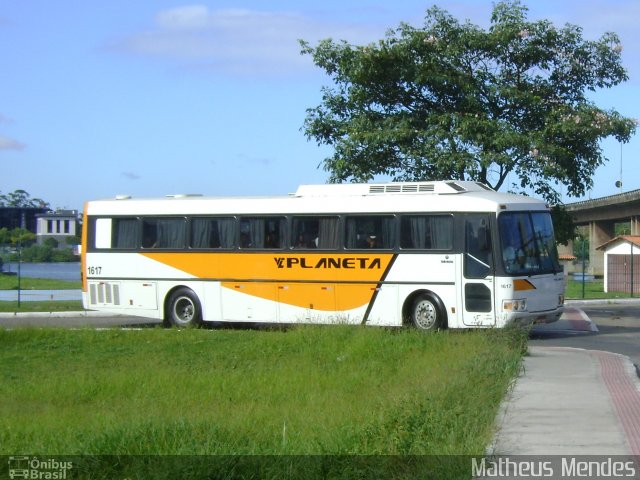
[112,2,640,80]
[155,5,211,30]
[0,135,26,151]
[113,5,382,76]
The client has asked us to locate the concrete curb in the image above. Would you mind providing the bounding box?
[566,297,640,306]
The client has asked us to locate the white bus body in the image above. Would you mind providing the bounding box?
[81,181,564,330]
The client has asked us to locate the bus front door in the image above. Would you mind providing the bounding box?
[461,214,496,327]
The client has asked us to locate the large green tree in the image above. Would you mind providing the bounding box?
[300,1,636,205]
[0,189,49,208]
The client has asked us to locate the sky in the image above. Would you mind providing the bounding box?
[1,0,639,211]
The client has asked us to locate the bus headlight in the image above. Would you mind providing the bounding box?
[503,299,527,312]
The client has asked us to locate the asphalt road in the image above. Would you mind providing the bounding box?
[530,301,640,369]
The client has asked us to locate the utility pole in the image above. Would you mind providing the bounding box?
[581,237,586,299]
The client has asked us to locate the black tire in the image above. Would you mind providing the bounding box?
[410,294,444,331]
[165,288,202,328]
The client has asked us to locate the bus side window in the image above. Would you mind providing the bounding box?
[291,216,339,249]
[240,217,286,249]
[191,217,236,249]
[112,218,140,249]
[400,215,453,249]
[142,217,186,249]
[345,216,396,249]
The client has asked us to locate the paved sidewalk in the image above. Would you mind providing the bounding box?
[491,346,640,456]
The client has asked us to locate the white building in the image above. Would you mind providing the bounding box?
[35,210,79,246]
[596,235,640,294]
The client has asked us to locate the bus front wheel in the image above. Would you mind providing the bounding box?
[410,294,444,331]
[165,288,202,328]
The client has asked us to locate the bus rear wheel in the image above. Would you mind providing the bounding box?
[165,288,202,328]
[410,294,444,331]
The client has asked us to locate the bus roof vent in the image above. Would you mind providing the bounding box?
[445,182,467,192]
[165,194,203,198]
[476,182,494,191]
[294,181,472,197]
[367,183,435,194]
[115,195,131,200]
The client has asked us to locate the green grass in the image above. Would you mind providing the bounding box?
[0,273,81,290]
[0,300,83,312]
[0,326,526,479]
[565,279,630,300]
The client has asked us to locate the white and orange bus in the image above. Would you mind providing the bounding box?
[81,181,564,330]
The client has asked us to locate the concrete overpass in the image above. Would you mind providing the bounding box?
[559,189,640,276]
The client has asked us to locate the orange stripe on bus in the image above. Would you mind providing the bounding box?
[141,252,394,310]
[514,279,536,291]
[141,252,394,282]
[81,203,89,292]
[219,282,376,311]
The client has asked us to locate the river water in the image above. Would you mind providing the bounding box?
[2,262,81,281]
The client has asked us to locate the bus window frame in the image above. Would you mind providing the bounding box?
[290,214,341,251]
[188,215,238,251]
[343,214,398,251]
[88,215,142,251]
[398,213,455,251]
[141,216,188,250]
[238,215,288,250]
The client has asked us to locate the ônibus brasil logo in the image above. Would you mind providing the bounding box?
[274,257,382,270]
[8,456,73,479]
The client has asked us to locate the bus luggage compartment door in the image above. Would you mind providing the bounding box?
[220,282,277,322]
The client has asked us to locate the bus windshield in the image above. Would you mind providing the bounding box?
[499,211,561,275]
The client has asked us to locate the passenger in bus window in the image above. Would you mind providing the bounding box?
[265,232,279,248]
[366,234,377,248]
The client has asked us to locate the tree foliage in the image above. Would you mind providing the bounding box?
[0,227,36,246]
[17,244,77,262]
[300,1,636,205]
[0,189,49,208]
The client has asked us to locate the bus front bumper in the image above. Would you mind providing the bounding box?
[507,307,564,327]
